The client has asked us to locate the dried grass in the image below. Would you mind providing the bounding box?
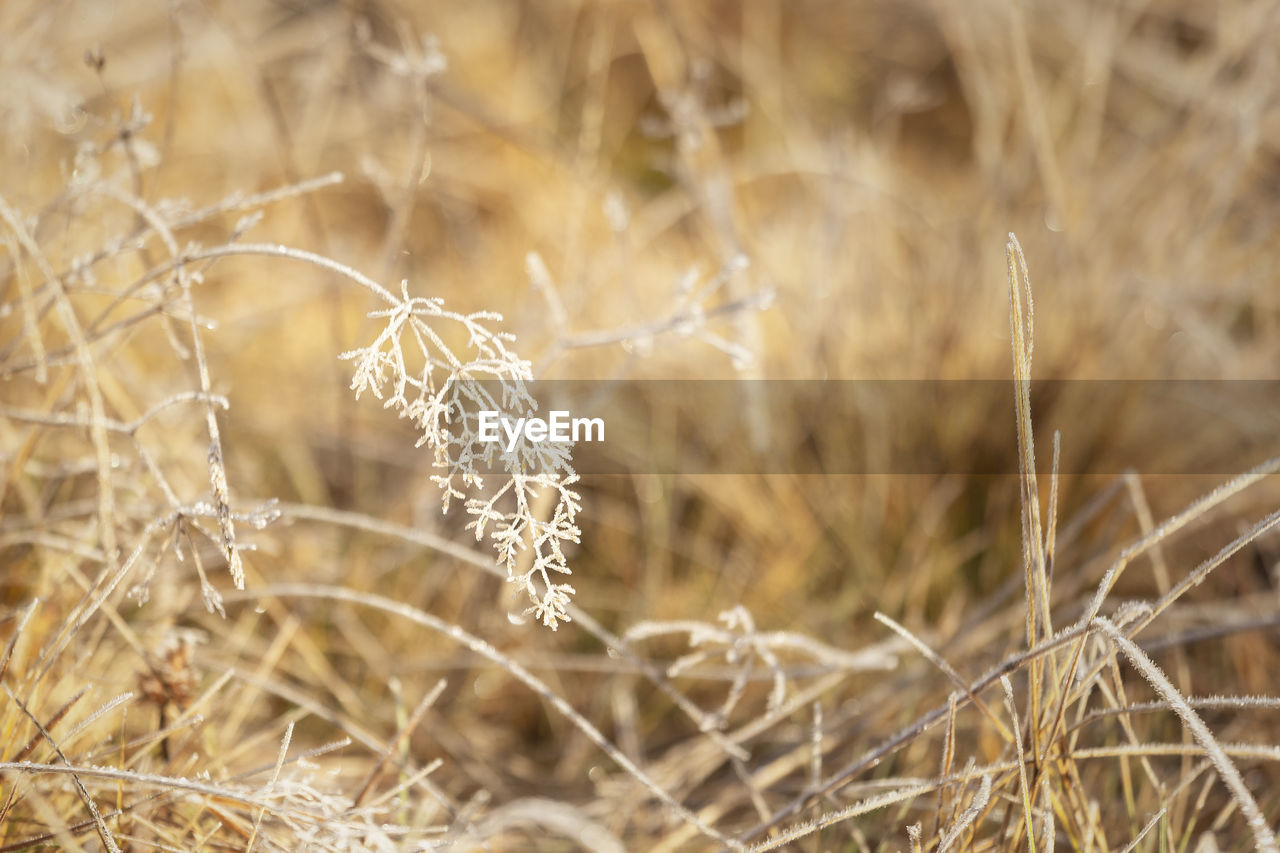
[3,1,1280,849]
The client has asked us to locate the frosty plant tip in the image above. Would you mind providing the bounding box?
[341,279,582,629]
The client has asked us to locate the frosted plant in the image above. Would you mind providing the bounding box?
[625,606,896,728]
[341,281,581,629]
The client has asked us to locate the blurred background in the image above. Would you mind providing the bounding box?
[3,0,1280,848]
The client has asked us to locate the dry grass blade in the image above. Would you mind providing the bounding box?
[745,781,937,852]
[0,599,38,685]
[278,501,753,761]
[1006,233,1050,647]
[1,685,121,853]
[1002,674,1037,853]
[351,678,447,807]
[938,773,991,853]
[246,721,293,853]
[875,611,1012,743]
[0,194,118,573]
[908,821,923,853]
[1093,617,1279,852]
[1118,762,1212,853]
[1006,233,1057,772]
[1039,455,1280,772]
[11,686,86,762]
[250,582,744,851]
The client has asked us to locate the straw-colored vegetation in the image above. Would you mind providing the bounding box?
[2,1,1280,849]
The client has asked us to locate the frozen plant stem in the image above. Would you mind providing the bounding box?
[103,187,245,599]
[1094,617,1279,852]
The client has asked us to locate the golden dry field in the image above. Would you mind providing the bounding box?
[3,1,1280,850]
